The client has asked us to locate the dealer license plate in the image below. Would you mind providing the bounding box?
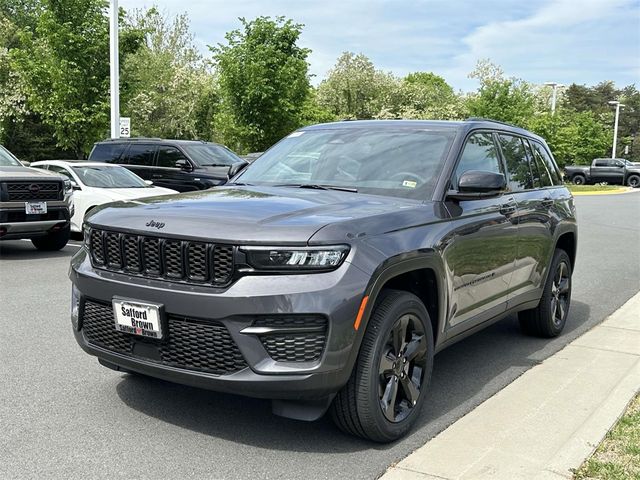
[25,202,47,214]
[112,299,163,339]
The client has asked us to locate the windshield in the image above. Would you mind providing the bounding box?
[0,145,22,166]
[181,144,241,167]
[236,127,456,200]
[72,165,148,188]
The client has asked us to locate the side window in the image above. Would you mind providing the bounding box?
[526,141,552,188]
[124,144,156,166]
[498,134,533,191]
[454,132,502,188]
[157,146,188,168]
[48,165,75,182]
[594,159,608,167]
[531,141,561,185]
[89,143,125,163]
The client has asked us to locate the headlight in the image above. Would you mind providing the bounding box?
[241,246,349,271]
[63,179,72,193]
[71,284,81,331]
[82,225,91,250]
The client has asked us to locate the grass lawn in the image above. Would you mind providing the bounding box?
[574,393,640,480]
[566,184,629,194]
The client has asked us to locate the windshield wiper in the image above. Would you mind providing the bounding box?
[275,183,358,193]
[200,163,232,167]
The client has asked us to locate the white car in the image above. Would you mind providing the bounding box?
[31,160,178,232]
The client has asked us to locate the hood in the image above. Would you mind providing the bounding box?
[0,166,65,181]
[98,186,177,201]
[87,185,442,244]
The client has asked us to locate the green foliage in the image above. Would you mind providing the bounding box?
[527,109,611,167]
[121,8,215,140]
[211,16,311,153]
[317,52,395,120]
[9,0,142,158]
[466,60,535,127]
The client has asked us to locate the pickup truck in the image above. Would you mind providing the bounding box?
[564,158,640,187]
[0,145,74,250]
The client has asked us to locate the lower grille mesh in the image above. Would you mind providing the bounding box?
[82,300,247,375]
[253,317,328,362]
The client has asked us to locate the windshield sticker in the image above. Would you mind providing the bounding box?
[287,131,304,138]
[402,180,417,188]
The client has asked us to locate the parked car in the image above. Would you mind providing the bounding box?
[88,138,248,192]
[564,158,640,187]
[31,161,177,233]
[71,119,577,442]
[0,145,74,250]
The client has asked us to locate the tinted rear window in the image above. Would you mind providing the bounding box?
[124,144,156,166]
[89,143,126,163]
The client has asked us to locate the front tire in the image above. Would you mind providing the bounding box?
[519,249,572,337]
[31,224,70,251]
[627,175,640,188]
[331,290,434,442]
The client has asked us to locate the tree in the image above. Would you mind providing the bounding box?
[528,109,611,167]
[121,9,216,140]
[211,16,311,153]
[465,59,535,127]
[10,0,142,158]
[376,71,465,120]
[317,52,395,120]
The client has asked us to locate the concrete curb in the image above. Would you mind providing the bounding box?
[570,187,634,196]
[381,292,640,480]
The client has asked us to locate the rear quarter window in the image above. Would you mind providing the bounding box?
[89,143,126,163]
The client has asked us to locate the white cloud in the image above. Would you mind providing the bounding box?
[119,0,640,90]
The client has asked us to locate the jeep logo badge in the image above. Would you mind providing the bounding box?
[29,184,40,194]
[146,220,165,229]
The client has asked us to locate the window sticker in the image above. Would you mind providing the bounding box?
[402,180,417,188]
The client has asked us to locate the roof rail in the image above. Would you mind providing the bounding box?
[465,117,523,129]
[101,137,163,142]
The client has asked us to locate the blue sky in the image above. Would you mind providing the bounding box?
[119,0,640,91]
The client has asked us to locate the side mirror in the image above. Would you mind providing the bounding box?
[447,170,506,200]
[228,160,249,178]
[175,159,193,172]
[144,180,153,186]
[71,180,81,191]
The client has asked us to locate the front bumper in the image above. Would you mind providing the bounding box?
[70,248,370,400]
[0,200,72,240]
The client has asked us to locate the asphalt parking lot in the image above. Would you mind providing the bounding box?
[1,193,639,480]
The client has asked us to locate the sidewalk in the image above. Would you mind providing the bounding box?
[382,292,640,480]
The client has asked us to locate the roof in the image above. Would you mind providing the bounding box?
[31,160,123,168]
[94,137,216,145]
[301,118,543,141]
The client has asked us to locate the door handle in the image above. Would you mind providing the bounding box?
[541,197,554,208]
[152,174,162,178]
[499,202,517,216]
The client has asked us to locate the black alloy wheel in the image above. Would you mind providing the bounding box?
[378,313,428,423]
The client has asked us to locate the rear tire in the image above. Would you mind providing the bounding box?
[572,174,586,185]
[519,249,572,338]
[627,175,640,188]
[331,290,434,442]
[31,224,71,251]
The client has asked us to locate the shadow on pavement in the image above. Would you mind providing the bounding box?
[115,299,591,452]
[0,240,80,261]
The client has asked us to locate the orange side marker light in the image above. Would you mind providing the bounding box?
[353,295,369,331]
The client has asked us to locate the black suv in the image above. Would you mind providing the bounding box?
[88,138,248,192]
[71,119,577,442]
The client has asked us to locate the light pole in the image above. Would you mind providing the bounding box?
[109,0,120,139]
[544,82,564,114]
[608,100,625,159]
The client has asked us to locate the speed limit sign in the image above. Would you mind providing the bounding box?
[119,117,131,138]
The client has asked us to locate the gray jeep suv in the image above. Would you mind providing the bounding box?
[70,119,577,441]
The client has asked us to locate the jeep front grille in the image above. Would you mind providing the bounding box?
[82,299,248,375]
[5,182,62,201]
[88,229,235,286]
